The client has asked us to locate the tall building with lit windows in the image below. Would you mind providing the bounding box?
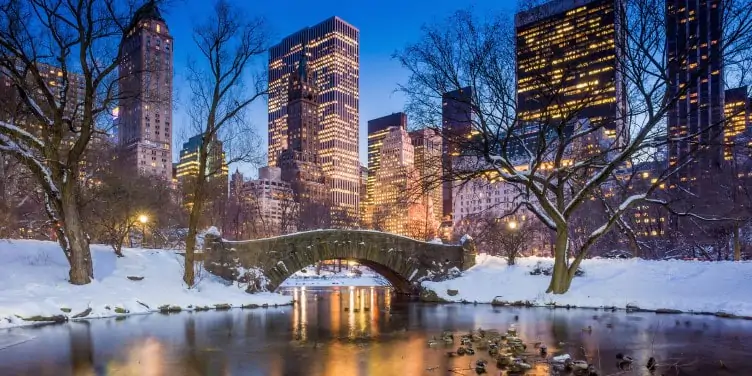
[441,87,474,220]
[515,0,625,140]
[410,128,444,226]
[372,125,428,237]
[175,133,228,207]
[278,49,328,213]
[268,17,360,224]
[723,86,751,164]
[366,113,407,208]
[666,0,723,182]
[117,1,173,180]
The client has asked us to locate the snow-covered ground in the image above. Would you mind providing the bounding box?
[279,266,389,287]
[423,254,752,317]
[0,239,291,329]
[279,276,386,287]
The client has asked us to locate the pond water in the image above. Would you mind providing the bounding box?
[1,286,751,376]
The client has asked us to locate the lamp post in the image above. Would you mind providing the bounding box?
[138,214,149,248]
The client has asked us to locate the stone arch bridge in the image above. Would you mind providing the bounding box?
[202,230,476,294]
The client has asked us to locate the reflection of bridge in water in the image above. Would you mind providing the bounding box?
[203,230,476,294]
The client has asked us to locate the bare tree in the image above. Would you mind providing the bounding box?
[0,152,36,237]
[454,212,540,264]
[83,146,175,256]
[396,2,752,294]
[0,0,158,284]
[182,0,267,286]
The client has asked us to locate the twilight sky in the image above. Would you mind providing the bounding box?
[163,0,517,176]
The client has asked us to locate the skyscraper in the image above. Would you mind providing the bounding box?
[372,125,427,237]
[366,112,408,209]
[442,87,473,220]
[175,133,228,207]
[516,0,625,139]
[268,17,360,224]
[359,165,368,225]
[278,49,327,214]
[117,1,173,180]
[666,0,724,179]
[410,128,443,226]
[723,86,751,164]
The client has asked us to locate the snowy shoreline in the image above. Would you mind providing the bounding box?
[4,240,751,330]
[0,239,292,330]
[422,254,752,319]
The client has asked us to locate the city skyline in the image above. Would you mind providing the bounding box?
[158,0,518,177]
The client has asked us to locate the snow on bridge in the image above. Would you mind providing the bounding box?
[202,229,477,294]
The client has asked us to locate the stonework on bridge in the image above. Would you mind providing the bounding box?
[202,230,476,294]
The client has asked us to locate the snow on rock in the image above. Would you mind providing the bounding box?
[194,226,221,251]
[428,238,443,244]
[422,254,752,316]
[0,239,291,329]
[202,226,221,237]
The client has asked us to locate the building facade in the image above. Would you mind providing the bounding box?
[516,0,625,141]
[723,86,751,165]
[366,112,408,220]
[359,165,368,225]
[409,128,444,226]
[175,133,228,207]
[666,0,724,181]
[117,1,173,180]
[236,167,298,238]
[441,87,474,220]
[371,125,434,238]
[268,17,360,224]
[277,50,328,225]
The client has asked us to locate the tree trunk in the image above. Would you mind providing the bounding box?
[546,226,570,294]
[113,241,124,258]
[184,150,208,287]
[626,231,641,258]
[734,222,741,261]
[184,198,204,287]
[60,186,93,285]
[184,226,197,287]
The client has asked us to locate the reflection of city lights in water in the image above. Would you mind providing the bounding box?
[348,286,356,339]
[106,337,165,376]
[369,287,379,336]
[292,287,308,341]
[300,287,307,341]
[385,288,392,313]
[358,288,367,333]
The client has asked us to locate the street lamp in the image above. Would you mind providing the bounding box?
[508,221,518,230]
[138,214,149,248]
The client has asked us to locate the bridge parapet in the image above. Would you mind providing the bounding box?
[203,230,476,294]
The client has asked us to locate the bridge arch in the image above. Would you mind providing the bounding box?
[202,230,476,294]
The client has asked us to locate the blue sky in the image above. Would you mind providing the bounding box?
[164,0,517,176]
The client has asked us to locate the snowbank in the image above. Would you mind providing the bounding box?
[0,239,291,329]
[423,254,752,317]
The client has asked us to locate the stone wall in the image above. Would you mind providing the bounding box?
[203,230,476,293]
